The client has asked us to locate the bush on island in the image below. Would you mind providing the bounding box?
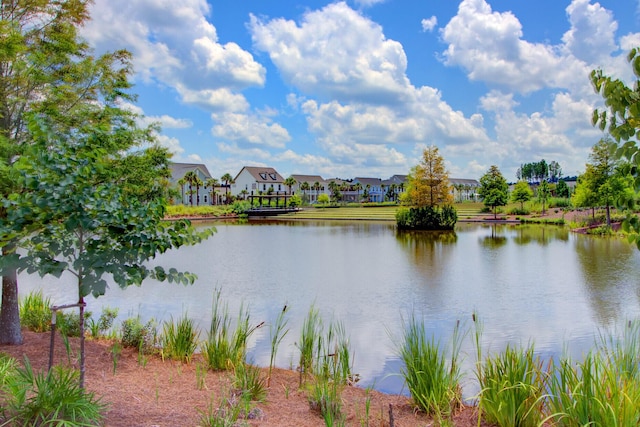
[396,205,457,230]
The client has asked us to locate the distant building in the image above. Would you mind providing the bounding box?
[232,166,286,197]
[170,162,215,206]
[449,178,480,202]
[290,174,328,203]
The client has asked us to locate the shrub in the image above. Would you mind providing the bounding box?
[230,200,251,214]
[508,207,530,215]
[121,316,157,353]
[396,205,457,230]
[19,291,52,333]
[88,307,119,338]
[56,310,91,337]
[2,357,105,426]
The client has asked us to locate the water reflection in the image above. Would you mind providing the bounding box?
[17,221,640,398]
[574,235,640,325]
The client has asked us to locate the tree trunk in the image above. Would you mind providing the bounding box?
[0,244,23,345]
[606,205,611,227]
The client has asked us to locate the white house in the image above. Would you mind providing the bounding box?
[290,174,328,203]
[170,162,215,206]
[231,166,286,197]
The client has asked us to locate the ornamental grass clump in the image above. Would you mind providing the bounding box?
[399,314,463,422]
[19,291,52,333]
[1,356,105,426]
[162,314,200,363]
[202,289,263,371]
[546,321,640,426]
[476,344,547,427]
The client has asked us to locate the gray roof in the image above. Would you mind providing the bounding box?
[169,163,212,182]
[449,178,480,186]
[291,174,326,184]
[353,177,382,186]
[237,166,285,183]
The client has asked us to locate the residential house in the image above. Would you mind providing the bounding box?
[352,177,384,202]
[290,174,328,203]
[382,175,408,202]
[170,162,215,206]
[449,178,480,202]
[232,166,286,198]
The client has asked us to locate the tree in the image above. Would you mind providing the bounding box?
[183,171,197,206]
[478,165,509,219]
[548,161,562,182]
[1,0,145,345]
[592,47,640,244]
[0,128,213,387]
[284,176,297,195]
[300,181,310,203]
[177,178,187,205]
[220,173,234,204]
[403,146,453,207]
[317,193,330,204]
[537,180,551,215]
[205,178,219,205]
[511,181,533,210]
[556,179,570,198]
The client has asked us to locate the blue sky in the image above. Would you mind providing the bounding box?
[82,0,640,182]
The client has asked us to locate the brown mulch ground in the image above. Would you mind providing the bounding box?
[1,331,488,427]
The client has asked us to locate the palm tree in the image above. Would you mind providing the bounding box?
[177,177,186,205]
[221,173,234,204]
[205,178,219,205]
[183,171,197,206]
[354,182,363,202]
[193,175,203,206]
[284,176,297,195]
[300,181,310,203]
[313,181,320,203]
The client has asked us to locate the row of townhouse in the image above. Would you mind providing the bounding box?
[170,163,480,205]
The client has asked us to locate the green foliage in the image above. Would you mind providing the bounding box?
[233,362,267,402]
[556,179,571,198]
[161,314,200,363]
[396,205,457,230]
[317,193,330,204]
[479,166,509,217]
[202,289,262,371]
[287,194,302,208]
[1,357,105,426]
[230,200,251,214]
[511,181,533,210]
[88,307,119,338]
[121,316,157,353]
[165,205,230,218]
[398,315,463,421]
[476,344,546,427]
[56,310,90,338]
[19,291,52,333]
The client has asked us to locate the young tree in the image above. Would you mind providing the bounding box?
[0,0,146,345]
[0,131,213,387]
[478,165,509,219]
[511,181,533,211]
[284,176,297,195]
[556,179,570,198]
[404,146,453,207]
[592,47,640,243]
[537,180,551,215]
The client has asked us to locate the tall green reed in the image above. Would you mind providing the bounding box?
[546,321,640,426]
[398,314,463,422]
[202,289,263,371]
[19,291,52,333]
[476,343,547,427]
[162,314,200,363]
[267,304,290,387]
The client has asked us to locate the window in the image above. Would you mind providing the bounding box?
[204,195,208,203]
[259,173,267,180]
[278,184,281,191]
[269,173,277,180]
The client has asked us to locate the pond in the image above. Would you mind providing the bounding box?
[18,220,640,398]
